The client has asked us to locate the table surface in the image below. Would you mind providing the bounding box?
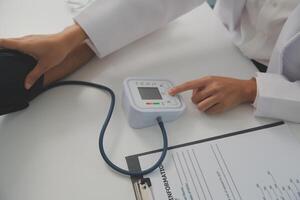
[1,1,299,199]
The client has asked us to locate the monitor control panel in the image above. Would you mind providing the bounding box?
[127,79,182,109]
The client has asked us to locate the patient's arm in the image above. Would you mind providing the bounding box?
[44,42,95,86]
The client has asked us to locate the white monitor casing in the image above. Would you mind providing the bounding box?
[122,77,186,129]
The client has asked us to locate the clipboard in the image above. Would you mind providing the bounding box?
[125,121,290,200]
[126,153,156,200]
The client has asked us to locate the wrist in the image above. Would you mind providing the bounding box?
[59,24,88,53]
[242,78,257,103]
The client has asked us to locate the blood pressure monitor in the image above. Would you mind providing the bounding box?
[123,78,186,128]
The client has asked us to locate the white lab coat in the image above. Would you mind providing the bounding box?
[75,0,300,123]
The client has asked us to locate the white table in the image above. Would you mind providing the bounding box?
[1,1,299,199]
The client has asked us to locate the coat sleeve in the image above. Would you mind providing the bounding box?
[254,73,300,123]
[254,4,300,123]
[74,0,204,57]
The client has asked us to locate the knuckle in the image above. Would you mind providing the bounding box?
[210,86,219,94]
[197,104,205,112]
[215,94,223,102]
[219,93,226,100]
[191,96,199,104]
[212,83,223,92]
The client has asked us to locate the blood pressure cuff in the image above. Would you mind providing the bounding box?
[0,49,44,116]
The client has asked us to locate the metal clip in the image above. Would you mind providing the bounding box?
[134,178,155,200]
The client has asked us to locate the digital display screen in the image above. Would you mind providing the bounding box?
[138,87,162,100]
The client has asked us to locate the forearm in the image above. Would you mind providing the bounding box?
[44,43,95,85]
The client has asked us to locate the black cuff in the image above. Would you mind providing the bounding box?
[0,49,44,115]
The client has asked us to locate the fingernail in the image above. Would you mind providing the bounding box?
[25,82,32,90]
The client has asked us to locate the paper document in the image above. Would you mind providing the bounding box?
[126,122,300,200]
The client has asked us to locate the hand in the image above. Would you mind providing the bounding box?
[0,24,87,89]
[169,76,257,114]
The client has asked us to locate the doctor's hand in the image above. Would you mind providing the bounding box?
[169,76,257,114]
[0,24,87,89]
